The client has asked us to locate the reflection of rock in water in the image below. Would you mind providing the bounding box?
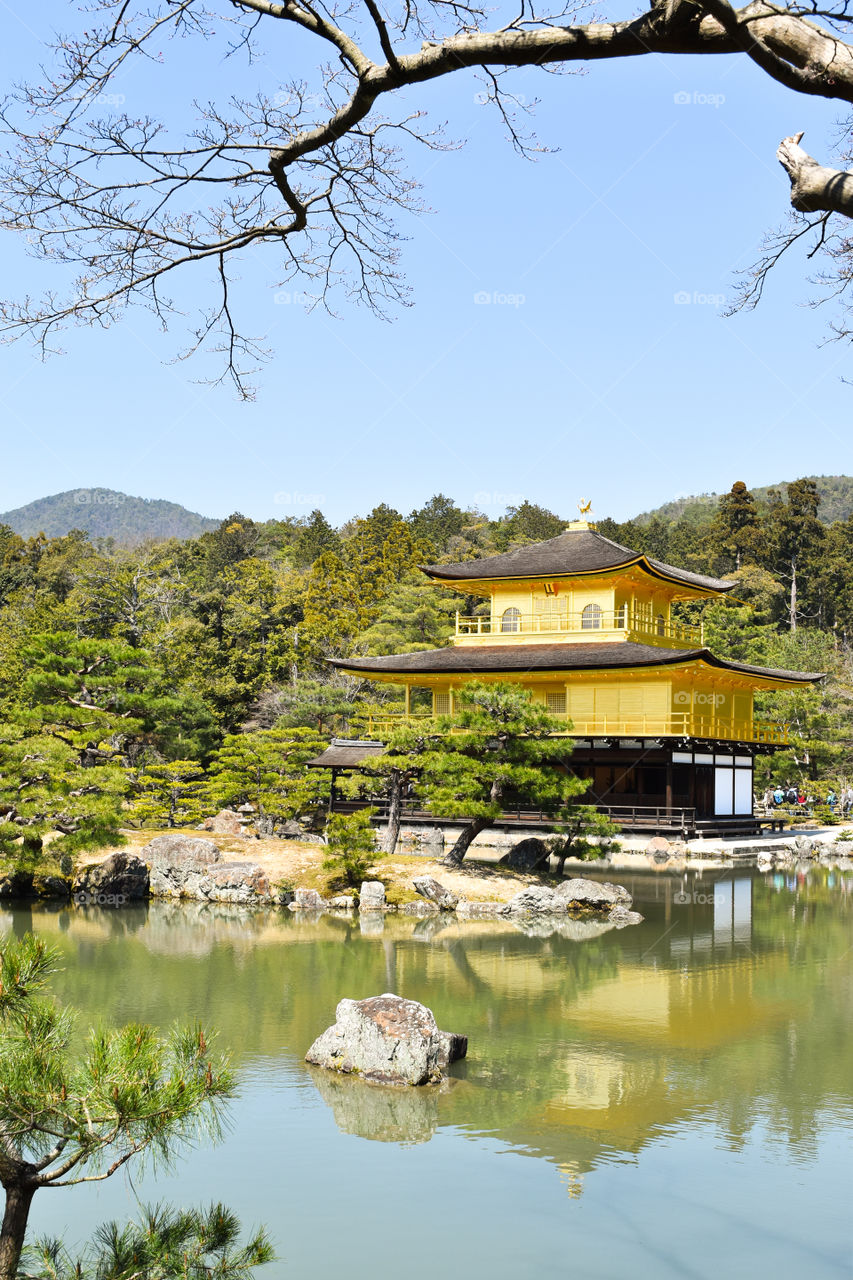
[410,915,455,941]
[359,912,385,937]
[141,900,270,956]
[308,1066,444,1144]
[510,916,616,941]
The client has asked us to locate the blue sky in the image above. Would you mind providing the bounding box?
[0,0,850,526]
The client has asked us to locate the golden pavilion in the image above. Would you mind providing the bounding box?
[326,520,821,835]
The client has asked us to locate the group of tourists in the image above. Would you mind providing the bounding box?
[761,784,853,816]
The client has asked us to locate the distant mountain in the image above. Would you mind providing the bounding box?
[633,475,853,526]
[0,489,220,546]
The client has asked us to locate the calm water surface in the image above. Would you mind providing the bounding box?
[3,866,852,1280]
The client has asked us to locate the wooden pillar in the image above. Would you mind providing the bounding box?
[665,759,673,817]
[329,767,337,816]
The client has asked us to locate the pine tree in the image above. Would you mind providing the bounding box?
[406,682,588,866]
[206,728,327,832]
[0,935,245,1280]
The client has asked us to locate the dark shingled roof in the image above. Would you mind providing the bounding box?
[329,643,822,685]
[306,740,384,768]
[421,527,736,593]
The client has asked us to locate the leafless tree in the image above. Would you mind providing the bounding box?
[4,0,853,394]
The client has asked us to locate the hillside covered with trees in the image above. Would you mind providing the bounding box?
[0,479,849,865]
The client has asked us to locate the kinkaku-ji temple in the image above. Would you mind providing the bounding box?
[311,518,822,837]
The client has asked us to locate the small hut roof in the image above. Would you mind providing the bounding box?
[306,739,385,768]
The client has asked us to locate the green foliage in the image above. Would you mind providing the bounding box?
[22,1203,274,1280]
[405,683,588,863]
[206,728,327,827]
[0,934,238,1280]
[323,809,382,887]
[127,759,208,829]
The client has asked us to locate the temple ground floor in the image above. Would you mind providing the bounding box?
[315,737,781,839]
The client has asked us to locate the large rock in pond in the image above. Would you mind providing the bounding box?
[504,886,567,916]
[74,851,149,902]
[504,838,549,872]
[556,878,632,911]
[290,887,328,911]
[359,880,386,911]
[412,875,458,910]
[305,994,467,1086]
[145,834,269,903]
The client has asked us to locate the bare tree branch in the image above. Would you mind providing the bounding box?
[4,0,853,392]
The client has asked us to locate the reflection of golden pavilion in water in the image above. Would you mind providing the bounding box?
[327,519,822,837]
[7,879,798,1185]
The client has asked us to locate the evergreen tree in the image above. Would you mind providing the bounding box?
[0,935,244,1280]
[127,759,208,828]
[711,481,762,572]
[206,728,327,831]
[409,682,587,865]
[764,480,825,630]
[407,494,467,556]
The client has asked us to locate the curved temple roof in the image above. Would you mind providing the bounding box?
[329,642,823,686]
[421,526,736,593]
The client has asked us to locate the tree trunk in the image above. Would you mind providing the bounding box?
[442,815,491,867]
[790,556,798,632]
[0,1181,36,1280]
[383,771,403,855]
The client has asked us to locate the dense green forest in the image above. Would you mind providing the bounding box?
[0,479,850,858]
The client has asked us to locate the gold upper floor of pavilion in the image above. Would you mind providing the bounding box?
[425,521,732,653]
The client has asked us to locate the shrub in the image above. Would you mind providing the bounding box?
[323,810,382,887]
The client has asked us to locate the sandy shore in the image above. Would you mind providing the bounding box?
[78,829,544,904]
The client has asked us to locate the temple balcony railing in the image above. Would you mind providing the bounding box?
[356,711,789,746]
[454,611,704,647]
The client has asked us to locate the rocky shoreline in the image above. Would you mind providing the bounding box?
[2,828,850,912]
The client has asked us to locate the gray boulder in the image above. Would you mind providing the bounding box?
[204,862,270,904]
[74,851,149,902]
[455,899,505,919]
[145,834,270,903]
[305,993,467,1086]
[291,887,328,910]
[0,871,33,899]
[504,838,549,872]
[504,885,567,916]
[557,878,632,911]
[328,894,356,910]
[34,875,72,900]
[199,809,246,836]
[609,905,644,927]
[412,875,458,910]
[402,899,440,917]
[359,880,386,911]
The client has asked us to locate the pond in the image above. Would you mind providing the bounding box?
[3,866,852,1279]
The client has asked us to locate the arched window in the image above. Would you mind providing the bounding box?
[656,613,666,636]
[581,603,602,630]
[501,607,521,633]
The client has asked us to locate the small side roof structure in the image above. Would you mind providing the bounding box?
[306,739,385,768]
